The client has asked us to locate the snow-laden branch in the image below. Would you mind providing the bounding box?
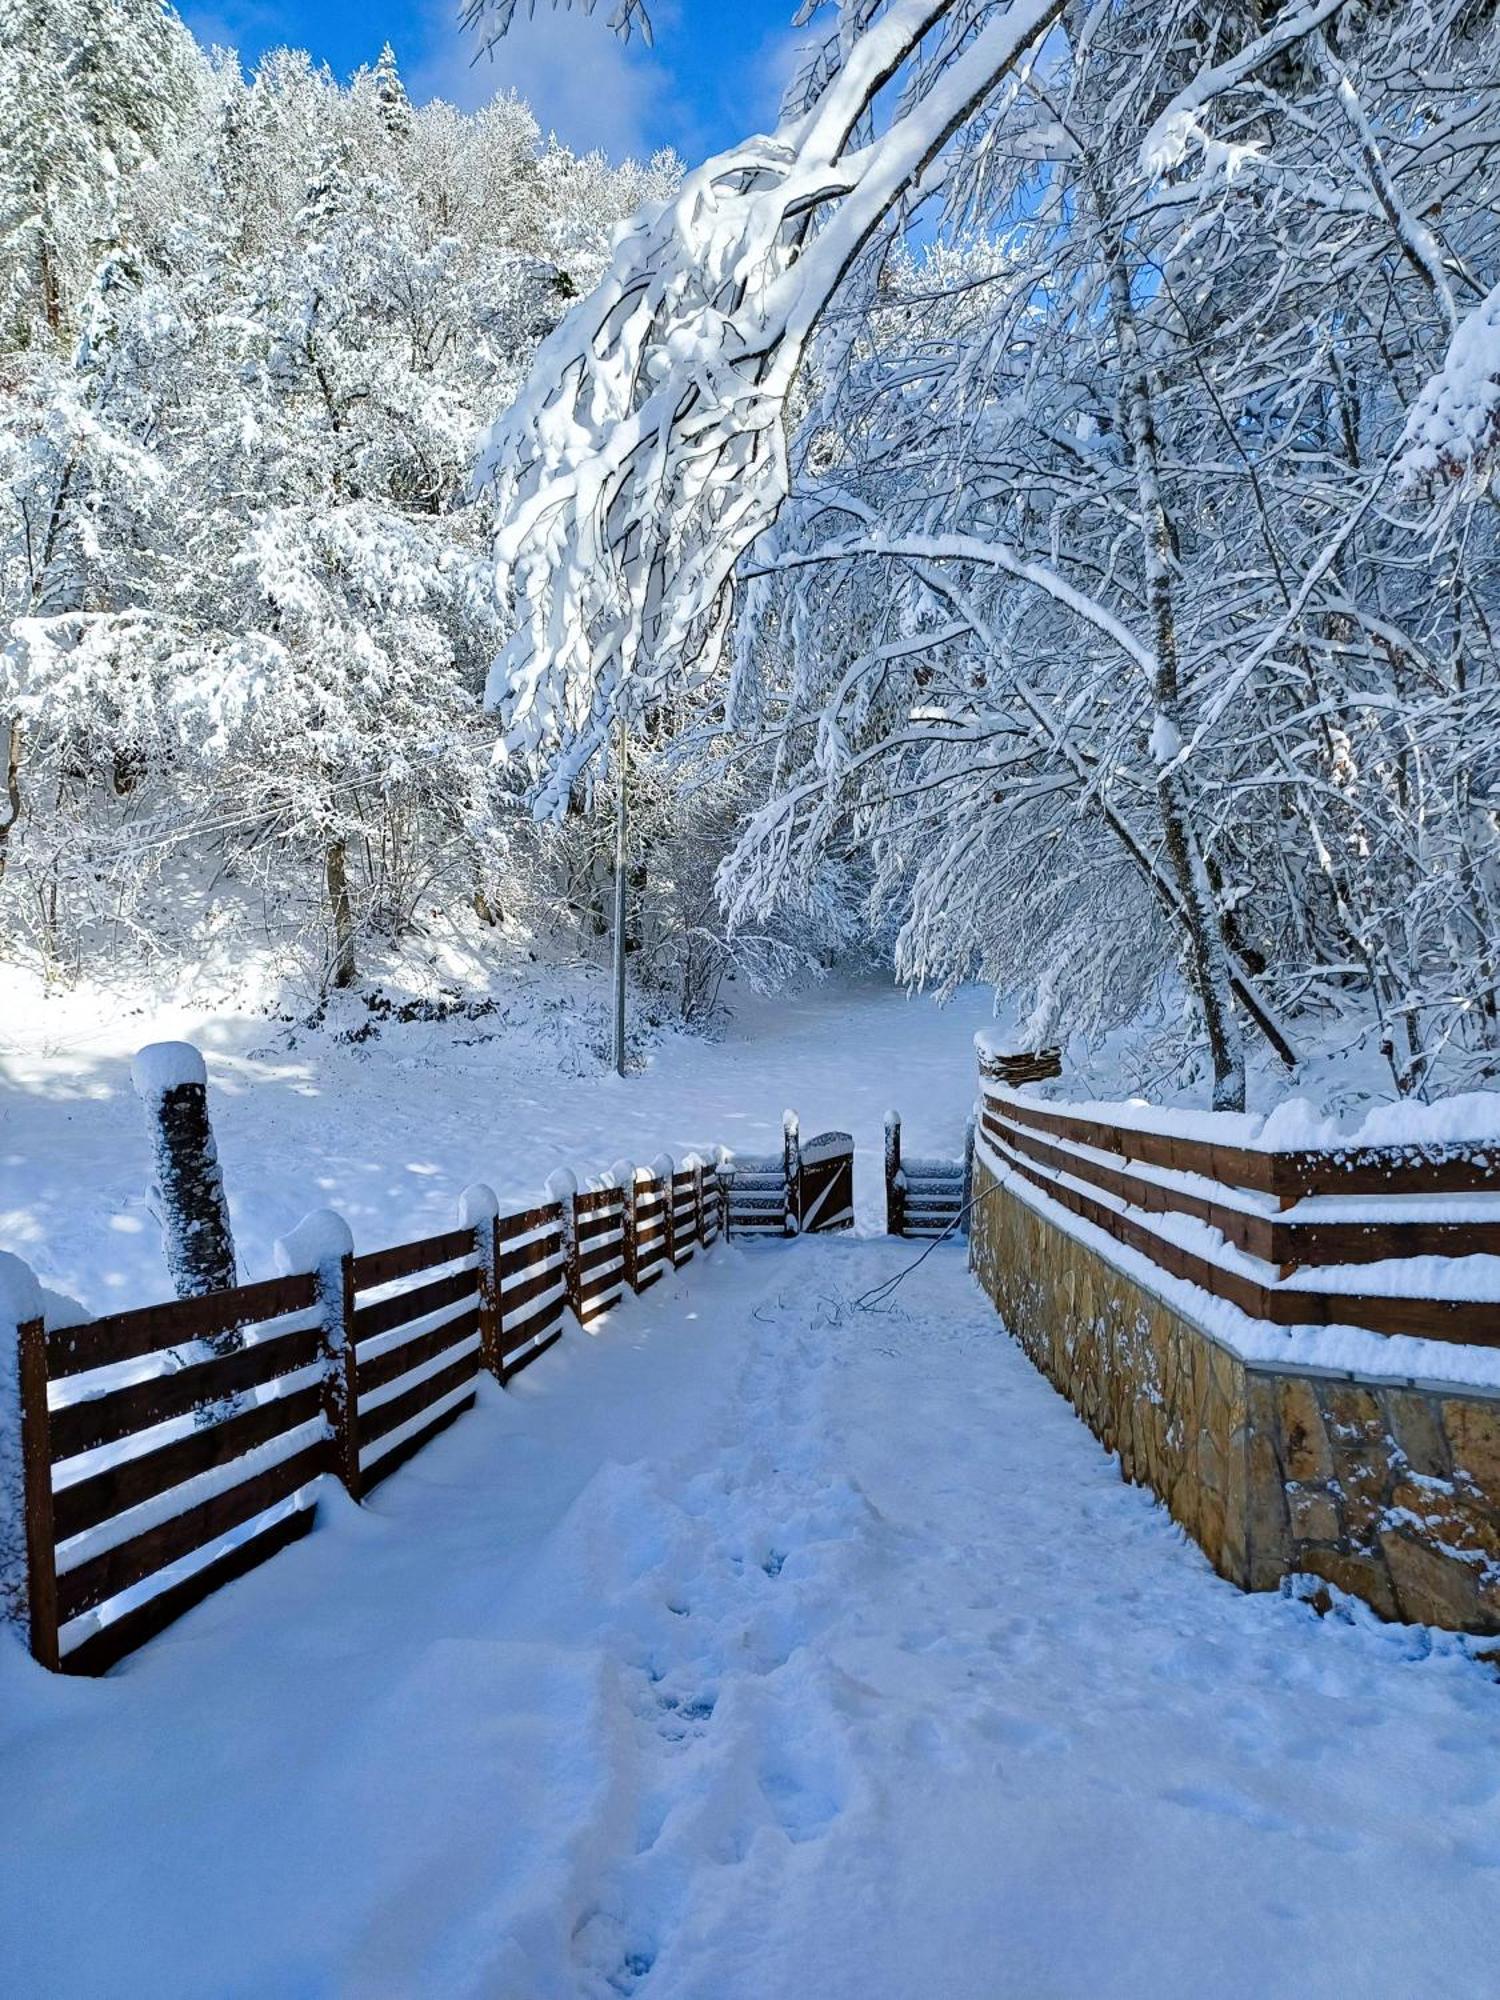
[1139,0,1350,178]
[475,0,1064,812]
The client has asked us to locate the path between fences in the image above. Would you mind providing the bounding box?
[8,1042,1500,1679]
[3,1239,1497,2000]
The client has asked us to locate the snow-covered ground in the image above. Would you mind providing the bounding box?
[0,965,997,1313]
[3,1237,1496,1998]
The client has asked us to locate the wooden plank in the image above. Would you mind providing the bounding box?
[355,1310,481,1399]
[60,1503,316,1678]
[53,1383,324,1544]
[501,1324,563,1383]
[352,1265,477,1343]
[498,1201,564,1240]
[988,1085,1500,1200]
[47,1272,317,1379]
[49,1325,324,1464]
[576,1188,624,1220]
[359,1392,476,1496]
[579,1235,624,1276]
[988,1115,1275,1260]
[501,1260,566,1319]
[350,1228,472,1293]
[55,1437,327,1626]
[498,1297,564,1358]
[357,1350,479,1450]
[577,1207,623,1243]
[987,1091,1280,1193]
[498,1231,564,1283]
[1274,1147,1500,1198]
[996,1146,1500,1349]
[989,1109,1500,1270]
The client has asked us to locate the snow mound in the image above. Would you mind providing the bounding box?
[275,1208,354,1276]
[130,1041,208,1102]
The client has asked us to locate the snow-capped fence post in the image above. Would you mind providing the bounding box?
[0,1251,59,1671]
[546,1171,582,1323]
[962,1113,976,1226]
[277,1209,360,1502]
[884,1110,906,1238]
[715,1146,732,1238]
[653,1154,675,1271]
[611,1160,637,1291]
[783,1111,802,1237]
[131,1042,237,1305]
[460,1184,502,1377]
[692,1157,706,1249]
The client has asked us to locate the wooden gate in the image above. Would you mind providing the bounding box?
[797,1130,854,1232]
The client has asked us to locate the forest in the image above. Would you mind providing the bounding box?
[6,0,1500,1111]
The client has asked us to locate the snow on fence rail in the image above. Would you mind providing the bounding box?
[978,1076,1500,1351]
[1,1153,727,1678]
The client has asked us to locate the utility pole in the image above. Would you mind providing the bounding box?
[612,706,628,1078]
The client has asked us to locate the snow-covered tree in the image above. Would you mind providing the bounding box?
[478,0,1500,1104]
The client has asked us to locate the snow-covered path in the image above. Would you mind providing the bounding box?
[3,1239,1497,1998]
[0,973,996,1311]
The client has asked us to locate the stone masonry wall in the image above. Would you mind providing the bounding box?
[970,1153,1500,1633]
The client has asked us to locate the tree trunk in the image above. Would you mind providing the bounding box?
[325,839,357,990]
[1105,227,1246,1111]
[0,720,20,885]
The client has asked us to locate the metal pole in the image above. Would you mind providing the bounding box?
[612,706,628,1078]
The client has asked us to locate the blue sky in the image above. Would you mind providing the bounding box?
[181,0,804,164]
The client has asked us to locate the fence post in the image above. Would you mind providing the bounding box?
[692,1156,706,1251]
[884,1109,905,1237]
[131,1041,238,1306]
[546,1170,582,1320]
[460,1184,502,1377]
[1,1252,59,1671]
[611,1159,637,1290]
[653,1153,675,1271]
[962,1112,976,1231]
[277,1209,360,1502]
[715,1146,732,1238]
[783,1110,802,1236]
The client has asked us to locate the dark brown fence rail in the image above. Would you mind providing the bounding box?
[979,1070,1500,1352]
[3,1148,730,1678]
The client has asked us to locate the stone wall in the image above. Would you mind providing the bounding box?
[970,1153,1500,1633]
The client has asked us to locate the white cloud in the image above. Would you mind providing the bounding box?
[411,2,669,161]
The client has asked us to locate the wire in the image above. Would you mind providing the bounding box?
[850,1179,991,1313]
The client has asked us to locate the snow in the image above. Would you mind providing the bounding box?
[0,1246,42,1332]
[0,969,996,1316]
[457,1182,500,1230]
[1400,277,1500,485]
[2,1238,1497,1996]
[128,1040,207,1103]
[275,1206,354,1278]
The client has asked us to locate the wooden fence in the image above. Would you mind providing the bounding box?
[6,1153,726,1677]
[978,1071,1500,1350]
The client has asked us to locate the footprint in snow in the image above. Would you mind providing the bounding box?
[607,1947,656,1996]
[654,1690,716,1742]
[759,1761,842,1843]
